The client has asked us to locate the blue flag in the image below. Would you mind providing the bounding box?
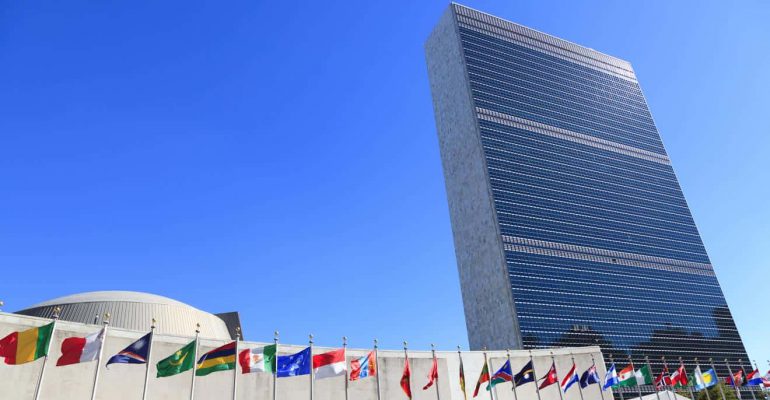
[603,363,619,391]
[277,347,311,377]
[106,332,152,366]
[580,365,601,388]
[513,360,535,386]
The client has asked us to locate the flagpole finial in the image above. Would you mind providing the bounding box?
[235,326,241,341]
[195,323,200,333]
[309,334,314,345]
[403,341,408,350]
[151,318,156,329]
[103,312,111,325]
[53,306,62,319]
[343,336,347,346]
[274,331,279,340]
[374,339,378,348]
[431,343,435,351]
[457,345,461,352]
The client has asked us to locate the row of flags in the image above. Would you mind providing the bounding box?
[603,360,770,394]
[2,320,768,400]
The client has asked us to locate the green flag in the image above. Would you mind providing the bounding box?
[157,340,196,378]
[635,365,653,385]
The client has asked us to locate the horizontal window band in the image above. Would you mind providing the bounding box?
[477,107,670,165]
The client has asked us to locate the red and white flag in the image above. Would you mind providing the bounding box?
[57,328,105,366]
[423,357,439,390]
[313,348,346,380]
[539,362,559,389]
[670,365,688,387]
[401,357,412,399]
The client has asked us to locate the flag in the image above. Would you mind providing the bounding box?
[487,360,512,390]
[400,357,412,399]
[617,364,637,387]
[0,322,54,365]
[762,371,770,388]
[603,363,619,391]
[539,362,559,389]
[695,368,718,390]
[561,363,579,392]
[513,360,535,386]
[157,340,196,378]
[106,332,152,366]
[459,355,468,400]
[726,370,743,387]
[671,364,688,387]
[580,365,600,388]
[746,369,763,386]
[349,351,376,380]
[57,328,105,366]
[738,368,748,386]
[635,365,653,385]
[313,348,346,380]
[277,347,311,377]
[473,360,490,397]
[196,341,236,376]
[655,366,672,388]
[238,345,276,374]
[423,357,438,390]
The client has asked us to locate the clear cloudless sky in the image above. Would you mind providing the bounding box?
[1,0,768,363]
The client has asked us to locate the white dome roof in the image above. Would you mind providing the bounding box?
[18,291,233,340]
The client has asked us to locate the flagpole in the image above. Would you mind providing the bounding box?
[572,352,585,400]
[403,341,412,399]
[662,356,674,400]
[530,350,542,400]
[273,331,279,400]
[740,359,756,400]
[696,358,711,400]
[343,337,349,400]
[645,356,661,400]
[710,358,727,400]
[458,346,468,400]
[753,361,762,396]
[34,306,61,400]
[431,344,441,400]
[590,353,605,400]
[141,319,156,400]
[610,354,623,400]
[726,359,740,399]
[233,327,240,400]
[90,313,110,400]
[552,352,565,400]
[309,334,314,400]
[679,357,696,400]
[374,339,382,400]
[628,355,643,400]
[190,323,200,400]
[483,347,496,400]
[508,350,519,400]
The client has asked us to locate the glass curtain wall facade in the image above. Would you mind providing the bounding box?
[425,3,749,376]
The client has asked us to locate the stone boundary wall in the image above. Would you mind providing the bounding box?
[0,313,608,400]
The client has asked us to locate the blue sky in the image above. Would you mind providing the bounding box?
[1,0,768,365]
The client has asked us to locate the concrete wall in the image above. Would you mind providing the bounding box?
[425,5,521,351]
[0,313,609,400]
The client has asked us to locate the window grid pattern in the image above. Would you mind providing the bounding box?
[454,9,750,375]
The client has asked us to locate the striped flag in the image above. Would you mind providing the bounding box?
[196,341,236,376]
[0,322,54,365]
[57,328,105,366]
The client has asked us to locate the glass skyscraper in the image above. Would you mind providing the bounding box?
[425,3,749,375]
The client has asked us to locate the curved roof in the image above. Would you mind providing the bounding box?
[29,291,192,309]
[17,291,233,340]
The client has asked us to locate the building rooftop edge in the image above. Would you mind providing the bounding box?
[449,2,634,72]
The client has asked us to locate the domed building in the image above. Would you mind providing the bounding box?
[15,291,241,340]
